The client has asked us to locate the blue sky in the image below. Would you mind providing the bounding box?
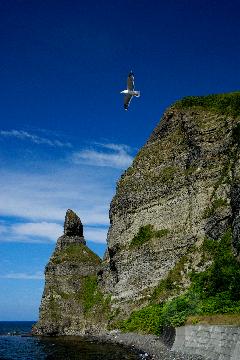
[1,0,240,320]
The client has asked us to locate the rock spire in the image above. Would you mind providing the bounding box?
[64,209,83,236]
[32,209,105,336]
[56,209,86,251]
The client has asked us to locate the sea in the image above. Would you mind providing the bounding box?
[0,322,141,360]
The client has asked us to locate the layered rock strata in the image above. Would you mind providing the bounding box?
[35,93,240,335]
[100,95,240,317]
[33,210,109,335]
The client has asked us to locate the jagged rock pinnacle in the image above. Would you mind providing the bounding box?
[33,209,101,336]
[64,209,83,236]
[55,209,86,251]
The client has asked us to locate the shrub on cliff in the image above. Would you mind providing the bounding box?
[120,229,240,335]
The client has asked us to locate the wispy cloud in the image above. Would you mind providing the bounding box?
[0,130,72,148]
[12,222,62,241]
[0,139,134,245]
[0,271,44,280]
[0,168,112,225]
[72,143,133,169]
[0,221,107,244]
[85,227,108,244]
[97,143,131,152]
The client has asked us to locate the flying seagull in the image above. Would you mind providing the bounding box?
[120,71,140,110]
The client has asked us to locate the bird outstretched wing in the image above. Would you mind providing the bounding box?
[127,72,134,91]
[124,94,133,110]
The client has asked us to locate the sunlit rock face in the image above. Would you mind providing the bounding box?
[33,210,109,336]
[34,93,240,333]
[100,94,240,317]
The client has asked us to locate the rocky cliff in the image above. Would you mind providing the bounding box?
[34,92,240,335]
[100,92,240,319]
[33,209,109,335]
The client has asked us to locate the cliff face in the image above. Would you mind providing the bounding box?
[33,210,109,335]
[35,93,240,335]
[100,93,240,318]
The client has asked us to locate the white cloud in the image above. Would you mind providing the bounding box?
[97,143,131,152]
[0,168,112,226]
[0,141,134,245]
[0,271,44,280]
[0,221,108,244]
[0,130,72,148]
[72,143,133,169]
[85,227,108,244]
[12,222,62,241]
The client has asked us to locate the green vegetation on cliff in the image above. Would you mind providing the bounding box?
[175,91,240,118]
[130,225,169,247]
[151,252,191,302]
[51,243,101,265]
[75,275,110,315]
[46,274,110,326]
[120,229,240,334]
[51,274,110,316]
[48,294,61,321]
[202,198,228,219]
[193,230,240,304]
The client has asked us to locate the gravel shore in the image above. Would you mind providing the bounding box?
[96,331,204,360]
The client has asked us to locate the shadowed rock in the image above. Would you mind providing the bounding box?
[56,209,86,251]
[64,209,83,236]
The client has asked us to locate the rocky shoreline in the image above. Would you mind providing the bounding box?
[92,331,204,360]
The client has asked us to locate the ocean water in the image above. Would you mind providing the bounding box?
[0,322,140,360]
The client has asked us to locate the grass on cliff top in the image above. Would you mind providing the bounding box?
[52,243,101,265]
[175,91,240,118]
[119,229,240,335]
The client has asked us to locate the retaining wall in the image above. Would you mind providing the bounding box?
[172,325,240,360]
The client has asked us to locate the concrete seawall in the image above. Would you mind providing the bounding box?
[172,325,240,360]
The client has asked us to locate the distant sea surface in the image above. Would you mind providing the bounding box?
[0,322,140,360]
